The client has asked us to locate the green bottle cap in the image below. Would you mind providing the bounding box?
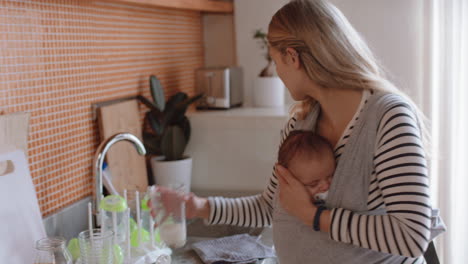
[113,244,123,264]
[99,195,127,212]
[129,218,137,233]
[67,238,80,261]
[130,227,150,247]
[141,197,150,211]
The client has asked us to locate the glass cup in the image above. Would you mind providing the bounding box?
[78,229,114,264]
[150,184,187,248]
[34,237,72,264]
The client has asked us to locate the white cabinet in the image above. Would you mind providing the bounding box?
[186,107,289,192]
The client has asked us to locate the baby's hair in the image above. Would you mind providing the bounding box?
[278,130,334,168]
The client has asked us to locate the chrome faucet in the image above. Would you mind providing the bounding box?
[93,133,146,221]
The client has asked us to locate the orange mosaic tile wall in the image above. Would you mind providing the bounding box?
[0,0,203,216]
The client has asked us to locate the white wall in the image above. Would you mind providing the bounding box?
[329,0,426,105]
[188,0,427,193]
[234,0,426,107]
[234,0,290,107]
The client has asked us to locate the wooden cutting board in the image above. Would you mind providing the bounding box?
[0,112,30,176]
[0,112,30,154]
[97,99,148,194]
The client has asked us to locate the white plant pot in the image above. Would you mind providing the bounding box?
[151,156,192,193]
[253,77,285,107]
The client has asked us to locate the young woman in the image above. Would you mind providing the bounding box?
[153,0,444,263]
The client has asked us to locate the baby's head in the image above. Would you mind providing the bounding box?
[278,130,335,198]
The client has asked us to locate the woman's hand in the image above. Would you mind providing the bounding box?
[147,186,210,222]
[276,164,317,226]
[276,164,332,231]
[185,192,210,219]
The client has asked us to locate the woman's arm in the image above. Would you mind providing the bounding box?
[204,194,273,227]
[163,162,279,228]
[196,116,298,227]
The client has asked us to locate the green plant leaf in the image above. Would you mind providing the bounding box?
[136,95,162,115]
[145,112,163,136]
[179,116,191,144]
[253,29,267,39]
[168,93,204,126]
[183,93,204,107]
[139,87,201,159]
[150,75,165,111]
[253,29,271,67]
[163,92,187,126]
[142,131,161,155]
[161,126,186,161]
[170,116,191,143]
[165,92,188,113]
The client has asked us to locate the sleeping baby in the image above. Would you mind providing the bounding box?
[277,130,335,203]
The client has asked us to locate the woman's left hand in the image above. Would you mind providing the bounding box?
[276,164,316,226]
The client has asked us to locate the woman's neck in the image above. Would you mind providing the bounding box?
[312,88,364,131]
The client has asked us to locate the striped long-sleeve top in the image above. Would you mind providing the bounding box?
[206,90,432,262]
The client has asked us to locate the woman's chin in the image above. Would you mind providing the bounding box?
[291,94,307,101]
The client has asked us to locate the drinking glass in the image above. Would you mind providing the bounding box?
[150,184,187,248]
[78,229,114,264]
[34,237,72,264]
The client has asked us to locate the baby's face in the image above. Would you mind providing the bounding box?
[287,154,335,199]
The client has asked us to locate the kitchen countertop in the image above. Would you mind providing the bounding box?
[171,221,277,264]
[44,191,277,264]
[171,228,277,264]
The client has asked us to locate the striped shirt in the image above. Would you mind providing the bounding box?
[206,90,431,262]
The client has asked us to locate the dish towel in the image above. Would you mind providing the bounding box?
[191,234,276,264]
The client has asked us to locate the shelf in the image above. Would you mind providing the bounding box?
[187,105,291,119]
[111,0,233,13]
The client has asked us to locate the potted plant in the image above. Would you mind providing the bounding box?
[253,29,285,107]
[137,75,203,193]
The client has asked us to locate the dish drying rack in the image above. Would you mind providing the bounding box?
[81,189,172,264]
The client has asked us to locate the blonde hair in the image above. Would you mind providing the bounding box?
[267,0,430,150]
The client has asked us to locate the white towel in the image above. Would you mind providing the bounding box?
[191,234,275,264]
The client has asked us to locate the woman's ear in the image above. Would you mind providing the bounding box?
[285,47,301,69]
